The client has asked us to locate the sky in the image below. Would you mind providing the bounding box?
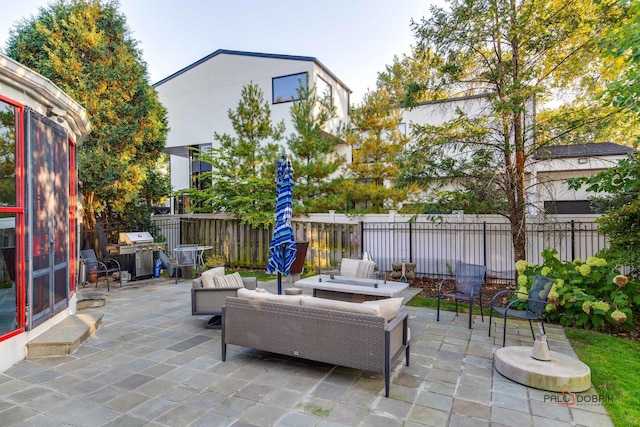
[0,0,444,104]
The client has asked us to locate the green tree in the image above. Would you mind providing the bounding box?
[406,0,622,262]
[187,83,284,226]
[341,90,409,212]
[600,0,640,114]
[287,85,346,213]
[6,0,169,244]
[566,2,640,274]
[376,45,448,106]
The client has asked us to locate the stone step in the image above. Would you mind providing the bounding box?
[77,292,106,309]
[26,312,103,358]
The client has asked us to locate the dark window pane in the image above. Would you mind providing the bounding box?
[273,73,307,104]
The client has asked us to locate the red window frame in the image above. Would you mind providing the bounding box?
[0,93,26,339]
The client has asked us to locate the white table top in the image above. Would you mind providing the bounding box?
[295,275,409,297]
[173,245,213,251]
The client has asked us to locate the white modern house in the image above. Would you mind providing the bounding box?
[531,142,633,214]
[153,49,352,213]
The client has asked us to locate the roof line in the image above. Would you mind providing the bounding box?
[152,49,351,93]
[414,93,490,106]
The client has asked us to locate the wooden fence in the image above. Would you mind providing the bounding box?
[152,214,361,270]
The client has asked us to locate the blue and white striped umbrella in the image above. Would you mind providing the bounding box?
[267,155,296,294]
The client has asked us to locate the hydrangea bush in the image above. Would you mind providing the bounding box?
[515,248,640,330]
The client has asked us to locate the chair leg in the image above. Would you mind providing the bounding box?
[502,315,508,347]
[488,309,493,336]
[454,299,459,317]
[468,299,473,329]
[528,320,535,341]
[436,296,440,321]
[479,292,484,322]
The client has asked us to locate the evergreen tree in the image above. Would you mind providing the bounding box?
[188,83,284,226]
[341,90,409,212]
[287,85,346,213]
[6,0,169,243]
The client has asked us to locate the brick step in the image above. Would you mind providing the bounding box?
[26,312,103,358]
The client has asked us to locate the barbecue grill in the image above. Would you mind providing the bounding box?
[108,232,165,280]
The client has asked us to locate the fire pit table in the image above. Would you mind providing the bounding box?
[295,274,409,302]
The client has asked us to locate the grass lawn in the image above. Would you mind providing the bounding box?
[564,328,640,427]
[408,294,639,426]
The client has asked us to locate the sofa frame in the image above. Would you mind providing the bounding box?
[221,296,410,397]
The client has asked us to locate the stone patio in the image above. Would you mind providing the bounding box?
[0,276,613,426]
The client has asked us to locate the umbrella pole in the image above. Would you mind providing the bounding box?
[277,272,282,295]
[278,244,286,294]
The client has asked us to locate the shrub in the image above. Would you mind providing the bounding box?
[204,254,226,268]
[516,248,640,330]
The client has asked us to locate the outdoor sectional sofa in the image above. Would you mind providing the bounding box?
[221,289,410,397]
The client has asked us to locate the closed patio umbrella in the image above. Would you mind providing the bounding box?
[267,154,296,294]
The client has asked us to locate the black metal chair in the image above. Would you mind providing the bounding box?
[489,274,555,347]
[80,249,121,291]
[437,261,487,329]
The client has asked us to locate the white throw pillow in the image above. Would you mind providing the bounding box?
[339,258,361,277]
[213,272,245,288]
[237,287,255,298]
[356,260,376,278]
[301,297,380,316]
[236,288,302,305]
[200,266,225,288]
[363,297,403,321]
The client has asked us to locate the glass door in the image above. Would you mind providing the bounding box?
[27,110,69,329]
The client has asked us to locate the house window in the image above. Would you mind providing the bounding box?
[273,72,307,104]
[544,200,595,214]
[316,76,332,104]
[0,99,17,207]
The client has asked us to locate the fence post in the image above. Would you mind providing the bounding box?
[483,222,487,267]
[571,220,576,261]
[409,221,413,263]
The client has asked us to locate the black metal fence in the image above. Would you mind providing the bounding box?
[361,220,607,283]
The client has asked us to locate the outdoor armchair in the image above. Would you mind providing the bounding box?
[489,274,555,347]
[436,261,486,329]
[80,249,121,291]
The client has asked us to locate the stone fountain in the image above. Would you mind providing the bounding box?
[494,334,591,392]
